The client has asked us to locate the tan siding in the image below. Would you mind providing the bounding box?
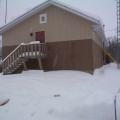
[2,5,95,47]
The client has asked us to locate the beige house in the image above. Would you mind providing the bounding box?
[0,0,106,74]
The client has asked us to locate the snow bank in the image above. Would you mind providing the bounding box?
[0,63,120,120]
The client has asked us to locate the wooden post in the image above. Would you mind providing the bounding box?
[35,44,37,57]
[8,58,9,71]
[22,60,27,70]
[38,58,42,70]
[28,45,29,57]
[18,49,20,62]
[31,45,33,57]
[3,62,5,75]
[24,45,26,57]
[39,44,41,57]
[21,46,23,58]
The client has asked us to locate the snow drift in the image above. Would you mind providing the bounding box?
[0,63,120,120]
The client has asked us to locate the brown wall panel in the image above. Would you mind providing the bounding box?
[92,40,102,70]
[42,39,93,71]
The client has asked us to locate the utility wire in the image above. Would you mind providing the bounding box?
[5,0,7,24]
[0,0,1,17]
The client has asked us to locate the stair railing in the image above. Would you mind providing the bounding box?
[2,42,47,75]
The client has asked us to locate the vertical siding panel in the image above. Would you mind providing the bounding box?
[43,39,93,71]
[92,40,102,70]
[2,39,99,72]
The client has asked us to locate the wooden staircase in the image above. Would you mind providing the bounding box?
[2,42,47,75]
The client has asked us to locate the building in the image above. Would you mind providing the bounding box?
[0,0,106,74]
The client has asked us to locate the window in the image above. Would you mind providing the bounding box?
[40,14,47,24]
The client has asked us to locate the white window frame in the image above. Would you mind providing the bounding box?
[40,14,47,24]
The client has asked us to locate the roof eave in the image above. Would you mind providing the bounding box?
[0,1,52,34]
[0,0,100,35]
[92,24,107,43]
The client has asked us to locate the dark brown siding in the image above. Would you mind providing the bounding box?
[2,45,18,59]
[92,40,102,70]
[42,40,93,71]
[2,40,103,72]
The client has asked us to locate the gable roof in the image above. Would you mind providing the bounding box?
[0,0,106,42]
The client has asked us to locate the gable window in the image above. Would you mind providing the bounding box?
[40,14,47,24]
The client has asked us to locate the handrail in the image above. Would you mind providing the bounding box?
[2,42,47,75]
[2,42,42,62]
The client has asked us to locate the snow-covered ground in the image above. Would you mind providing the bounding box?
[0,63,120,120]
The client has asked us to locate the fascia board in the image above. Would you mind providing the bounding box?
[92,25,106,42]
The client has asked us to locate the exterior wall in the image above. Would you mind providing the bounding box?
[2,5,95,47]
[92,32,102,70]
[1,5,103,72]
[2,40,93,72]
[92,40,102,70]
[2,39,102,72]
[41,39,93,71]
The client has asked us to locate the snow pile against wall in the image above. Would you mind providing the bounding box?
[0,63,120,120]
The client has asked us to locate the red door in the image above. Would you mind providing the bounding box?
[36,31,45,43]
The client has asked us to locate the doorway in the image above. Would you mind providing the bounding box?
[36,31,45,43]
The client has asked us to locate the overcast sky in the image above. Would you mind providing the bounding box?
[0,0,117,38]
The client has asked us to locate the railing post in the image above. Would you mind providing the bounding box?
[31,44,33,57]
[8,58,10,71]
[12,54,15,65]
[18,49,20,62]
[35,44,37,57]
[4,61,7,74]
[39,44,41,57]
[21,46,23,58]
[28,45,30,57]
[24,45,26,58]
[15,51,17,65]
[3,62,5,74]
[46,44,48,55]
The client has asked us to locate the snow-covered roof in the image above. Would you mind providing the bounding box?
[0,0,106,42]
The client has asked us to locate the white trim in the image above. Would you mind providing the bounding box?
[40,14,47,24]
